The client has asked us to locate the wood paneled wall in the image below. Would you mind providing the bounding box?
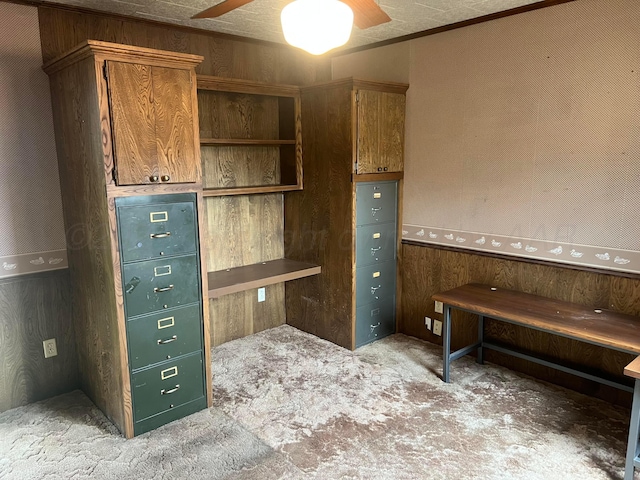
[37,6,331,84]
[401,242,640,406]
[0,270,77,412]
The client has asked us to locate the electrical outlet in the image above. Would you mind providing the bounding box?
[424,316,432,330]
[43,338,58,358]
[258,287,266,302]
[432,320,443,336]
[434,301,444,314]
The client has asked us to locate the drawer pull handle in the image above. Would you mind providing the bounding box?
[161,384,180,395]
[150,232,171,239]
[158,335,177,345]
[371,246,382,254]
[371,285,381,294]
[154,285,174,293]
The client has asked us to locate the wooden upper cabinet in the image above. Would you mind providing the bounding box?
[106,61,198,185]
[356,89,406,175]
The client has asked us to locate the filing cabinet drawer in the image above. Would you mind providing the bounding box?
[355,260,397,307]
[356,297,396,348]
[131,352,205,421]
[127,304,202,370]
[117,200,197,263]
[123,255,200,318]
[356,181,397,226]
[355,222,396,267]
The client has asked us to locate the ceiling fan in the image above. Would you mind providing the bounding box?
[191,0,391,31]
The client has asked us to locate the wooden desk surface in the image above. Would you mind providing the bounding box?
[432,283,640,355]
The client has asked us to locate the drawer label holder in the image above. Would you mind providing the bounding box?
[161,366,178,380]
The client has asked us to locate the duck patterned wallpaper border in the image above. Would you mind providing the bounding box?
[402,224,640,276]
[0,250,68,279]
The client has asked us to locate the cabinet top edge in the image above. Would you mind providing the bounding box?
[196,75,301,97]
[43,40,204,75]
[300,77,409,95]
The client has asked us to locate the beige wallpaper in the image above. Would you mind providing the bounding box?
[333,0,640,274]
[0,3,67,277]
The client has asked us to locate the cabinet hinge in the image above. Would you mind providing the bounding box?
[102,63,108,81]
[355,91,359,103]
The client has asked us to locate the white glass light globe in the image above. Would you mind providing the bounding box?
[281,0,354,55]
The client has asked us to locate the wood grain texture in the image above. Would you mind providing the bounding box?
[624,356,640,380]
[37,5,326,85]
[47,57,127,432]
[434,283,640,353]
[356,89,406,174]
[201,146,280,189]
[208,259,321,298]
[209,284,285,347]
[106,61,199,186]
[284,83,357,350]
[203,194,284,345]
[152,66,199,183]
[195,191,213,407]
[0,270,77,413]
[106,61,158,185]
[401,243,640,405]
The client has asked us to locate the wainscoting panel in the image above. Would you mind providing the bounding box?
[401,242,640,405]
[0,270,77,412]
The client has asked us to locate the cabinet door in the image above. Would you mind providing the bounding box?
[356,89,406,174]
[151,67,198,184]
[107,62,198,185]
[107,61,159,185]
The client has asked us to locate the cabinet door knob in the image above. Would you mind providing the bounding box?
[377,167,383,172]
[149,175,159,182]
[383,167,388,171]
[161,175,170,182]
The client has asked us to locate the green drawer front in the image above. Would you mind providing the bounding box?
[117,201,197,263]
[355,222,397,267]
[123,255,200,318]
[355,296,396,348]
[131,352,205,422]
[134,396,207,436]
[127,304,203,371]
[355,259,397,308]
[356,181,397,226]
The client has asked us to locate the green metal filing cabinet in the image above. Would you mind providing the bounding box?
[354,181,398,348]
[116,193,207,436]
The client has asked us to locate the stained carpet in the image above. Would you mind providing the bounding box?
[1,325,637,479]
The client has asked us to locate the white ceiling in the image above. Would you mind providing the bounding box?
[45,0,545,50]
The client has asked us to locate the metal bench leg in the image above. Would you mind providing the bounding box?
[443,305,451,382]
[477,315,484,365]
[626,378,640,480]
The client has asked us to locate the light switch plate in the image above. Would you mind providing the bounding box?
[258,287,266,302]
[434,301,444,314]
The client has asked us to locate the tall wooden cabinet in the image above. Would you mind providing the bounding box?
[43,41,211,438]
[284,78,408,350]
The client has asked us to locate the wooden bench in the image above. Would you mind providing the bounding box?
[432,283,640,480]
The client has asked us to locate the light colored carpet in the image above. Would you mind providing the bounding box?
[1,325,637,479]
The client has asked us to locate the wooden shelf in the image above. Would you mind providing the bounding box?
[208,258,321,298]
[203,184,302,197]
[200,138,296,146]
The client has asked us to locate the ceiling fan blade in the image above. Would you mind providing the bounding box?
[341,0,391,29]
[191,0,255,19]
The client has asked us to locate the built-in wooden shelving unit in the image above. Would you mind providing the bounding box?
[197,75,303,196]
[208,259,321,298]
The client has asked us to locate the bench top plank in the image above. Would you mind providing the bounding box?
[432,283,640,355]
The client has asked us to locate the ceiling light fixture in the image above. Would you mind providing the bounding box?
[281,0,354,55]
